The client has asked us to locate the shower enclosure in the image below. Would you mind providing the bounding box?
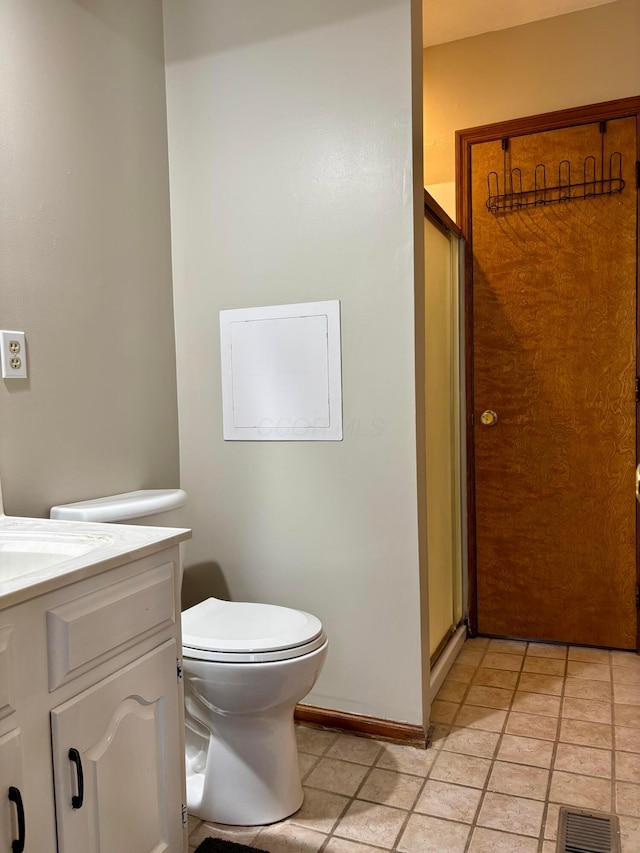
[422,192,467,697]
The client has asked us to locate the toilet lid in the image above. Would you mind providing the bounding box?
[182,597,324,655]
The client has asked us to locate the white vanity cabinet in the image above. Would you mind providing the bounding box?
[0,729,25,853]
[0,622,25,853]
[51,640,183,853]
[0,539,188,853]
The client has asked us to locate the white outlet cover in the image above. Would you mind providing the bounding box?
[0,330,27,380]
[220,301,342,441]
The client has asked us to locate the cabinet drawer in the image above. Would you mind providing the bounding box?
[47,562,176,690]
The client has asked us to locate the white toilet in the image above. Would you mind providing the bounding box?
[182,597,327,825]
[50,489,328,826]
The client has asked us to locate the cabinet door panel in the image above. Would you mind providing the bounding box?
[0,729,24,853]
[51,640,183,853]
[0,625,15,722]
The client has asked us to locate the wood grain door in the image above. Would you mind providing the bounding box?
[470,116,638,649]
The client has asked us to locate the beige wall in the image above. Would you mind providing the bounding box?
[164,0,426,723]
[0,0,180,517]
[424,0,640,207]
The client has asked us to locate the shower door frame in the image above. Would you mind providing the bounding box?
[423,191,468,666]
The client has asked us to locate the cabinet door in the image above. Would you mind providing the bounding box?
[51,640,184,853]
[0,730,25,853]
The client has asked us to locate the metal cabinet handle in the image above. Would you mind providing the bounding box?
[8,786,26,853]
[636,464,640,503]
[68,748,84,810]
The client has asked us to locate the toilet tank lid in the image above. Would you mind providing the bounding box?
[50,489,187,523]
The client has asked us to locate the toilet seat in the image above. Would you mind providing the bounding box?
[182,597,326,663]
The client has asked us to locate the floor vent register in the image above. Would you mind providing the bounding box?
[557,806,621,853]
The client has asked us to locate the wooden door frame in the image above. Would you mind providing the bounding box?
[456,96,640,645]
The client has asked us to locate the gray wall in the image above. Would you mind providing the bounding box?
[0,0,180,517]
[164,0,426,723]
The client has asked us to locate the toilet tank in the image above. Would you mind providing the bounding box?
[51,489,190,600]
[50,489,188,529]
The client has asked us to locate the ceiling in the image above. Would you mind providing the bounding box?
[422,0,619,47]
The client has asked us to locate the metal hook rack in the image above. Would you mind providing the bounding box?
[486,128,625,213]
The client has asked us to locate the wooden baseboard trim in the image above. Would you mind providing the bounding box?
[295,704,427,747]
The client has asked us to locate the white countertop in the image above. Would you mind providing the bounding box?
[0,515,191,609]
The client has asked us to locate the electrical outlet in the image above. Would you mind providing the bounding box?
[0,331,27,379]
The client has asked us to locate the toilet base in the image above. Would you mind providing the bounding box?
[185,709,304,825]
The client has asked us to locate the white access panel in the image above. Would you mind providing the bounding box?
[220,301,342,441]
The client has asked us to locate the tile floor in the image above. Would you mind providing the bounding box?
[187,637,640,853]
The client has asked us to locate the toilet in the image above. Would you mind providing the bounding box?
[50,489,328,826]
[182,597,327,825]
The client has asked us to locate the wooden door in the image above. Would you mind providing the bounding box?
[51,640,184,853]
[469,115,638,648]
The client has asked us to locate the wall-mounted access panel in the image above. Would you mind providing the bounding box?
[220,300,342,441]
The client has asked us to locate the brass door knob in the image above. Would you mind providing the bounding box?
[480,410,498,426]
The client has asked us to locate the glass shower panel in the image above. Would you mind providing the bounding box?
[424,212,464,663]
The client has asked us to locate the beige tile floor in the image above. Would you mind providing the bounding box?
[188,637,640,853]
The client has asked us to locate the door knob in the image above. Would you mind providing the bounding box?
[480,410,498,427]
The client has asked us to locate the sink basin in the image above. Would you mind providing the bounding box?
[0,531,112,581]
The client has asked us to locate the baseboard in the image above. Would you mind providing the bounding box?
[295,703,427,747]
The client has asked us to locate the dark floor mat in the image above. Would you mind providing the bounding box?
[194,838,269,853]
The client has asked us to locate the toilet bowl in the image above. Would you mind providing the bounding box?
[50,490,328,826]
[182,597,327,825]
